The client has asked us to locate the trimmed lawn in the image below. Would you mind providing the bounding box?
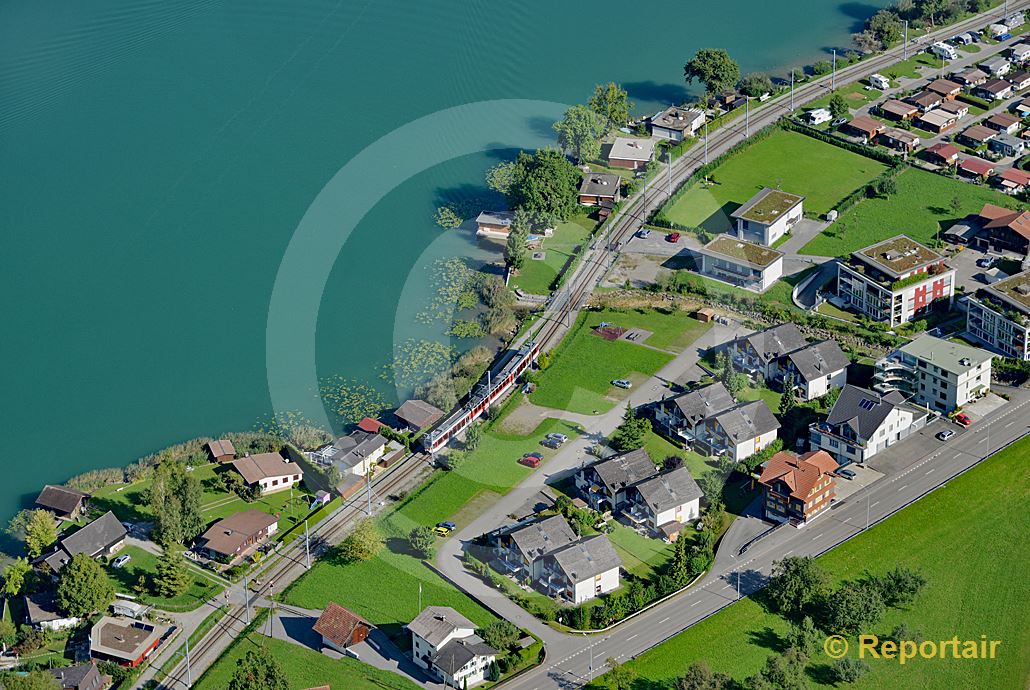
[511,214,595,295]
[799,167,1014,257]
[105,545,223,612]
[530,314,674,415]
[817,301,859,322]
[738,383,783,414]
[885,52,939,80]
[643,429,712,482]
[90,463,225,523]
[606,521,675,580]
[803,82,882,115]
[587,437,1030,690]
[202,486,313,524]
[578,307,713,354]
[193,632,422,690]
[661,130,887,233]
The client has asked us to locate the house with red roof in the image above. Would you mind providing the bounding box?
[994,167,1030,195]
[958,157,996,180]
[313,602,375,653]
[976,203,1030,254]
[925,142,960,166]
[757,450,839,525]
[357,417,384,433]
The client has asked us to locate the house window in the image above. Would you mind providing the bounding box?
[271,479,278,486]
[829,439,839,449]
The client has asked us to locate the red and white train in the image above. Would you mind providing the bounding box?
[421,340,540,454]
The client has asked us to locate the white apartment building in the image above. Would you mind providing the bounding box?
[874,335,993,413]
[966,272,1030,360]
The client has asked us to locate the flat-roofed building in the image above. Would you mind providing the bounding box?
[578,172,621,206]
[694,235,784,291]
[607,137,655,170]
[966,271,1030,360]
[730,188,804,246]
[836,235,956,327]
[90,616,169,667]
[649,106,705,140]
[873,335,993,412]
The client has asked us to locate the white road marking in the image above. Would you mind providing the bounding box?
[925,467,934,474]
[899,485,908,491]
[626,634,637,641]
[691,600,703,607]
[658,617,670,624]
[1005,421,1015,428]
[871,501,880,507]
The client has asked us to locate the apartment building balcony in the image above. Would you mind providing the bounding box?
[622,503,652,528]
[810,422,866,449]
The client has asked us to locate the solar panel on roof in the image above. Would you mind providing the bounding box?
[858,398,877,410]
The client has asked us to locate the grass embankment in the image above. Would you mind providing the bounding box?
[588,436,1030,690]
[661,129,887,232]
[800,167,1013,257]
[511,213,595,295]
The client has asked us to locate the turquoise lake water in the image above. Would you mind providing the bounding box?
[0,0,888,520]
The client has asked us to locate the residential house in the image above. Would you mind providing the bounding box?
[937,99,970,118]
[952,67,988,86]
[925,142,960,166]
[652,382,736,447]
[836,235,956,327]
[905,89,942,112]
[966,271,1030,359]
[205,439,237,463]
[196,509,278,561]
[989,132,1026,157]
[730,187,804,246]
[916,108,958,134]
[973,78,1013,101]
[649,106,706,140]
[313,602,375,652]
[960,124,999,148]
[409,607,497,688]
[310,429,387,479]
[694,235,784,291]
[495,514,577,581]
[575,448,657,512]
[974,203,1030,254]
[808,385,930,464]
[394,398,445,431]
[995,167,1030,194]
[578,172,621,206]
[714,91,747,112]
[1011,42,1030,63]
[538,535,623,604]
[843,115,884,142]
[34,485,89,520]
[607,137,655,170]
[777,340,851,401]
[878,99,918,120]
[925,78,962,100]
[877,127,920,152]
[1009,69,1030,91]
[873,335,993,413]
[40,511,127,573]
[958,156,996,180]
[758,450,839,525]
[980,56,1012,77]
[231,452,302,494]
[1015,96,1030,117]
[474,211,514,239]
[90,616,168,667]
[24,591,80,632]
[50,663,104,690]
[699,400,780,462]
[986,112,1021,134]
[622,466,703,539]
[728,323,809,379]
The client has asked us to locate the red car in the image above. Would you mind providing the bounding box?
[666,232,681,243]
[954,413,972,427]
[519,456,541,468]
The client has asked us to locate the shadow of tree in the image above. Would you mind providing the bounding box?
[806,660,840,686]
[624,81,692,106]
[747,625,786,654]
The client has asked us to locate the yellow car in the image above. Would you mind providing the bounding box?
[433,526,450,536]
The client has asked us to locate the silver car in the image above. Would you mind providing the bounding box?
[612,379,632,389]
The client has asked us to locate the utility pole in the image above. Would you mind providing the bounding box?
[666,146,672,198]
[832,49,837,91]
[304,519,311,569]
[745,96,750,138]
[704,120,709,164]
[185,636,192,686]
[790,69,795,112]
[736,568,740,600]
[243,576,251,624]
[418,581,423,612]
[904,20,909,60]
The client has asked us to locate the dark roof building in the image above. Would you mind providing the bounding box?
[662,382,736,429]
[589,449,658,496]
[42,511,127,572]
[197,509,278,558]
[630,467,703,515]
[205,439,237,462]
[50,663,104,690]
[24,591,79,629]
[90,616,168,667]
[507,514,578,563]
[544,535,623,584]
[395,399,445,430]
[35,485,89,519]
[313,602,375,650]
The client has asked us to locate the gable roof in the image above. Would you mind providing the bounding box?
[199,509,277,556]
[24,591,75,625]
[981,203,1030,240]
[737,323,808,365]
[588,449,657,494]
[925,78,961,96]
[205,439,236,458]
[232,453,302,484]
[880,99,917,116]
[824,384,910,440]
[998,167,1030,187]
[395,399,445,428]
[50,663,102,690]
[711,400,780,442]
[357,417,384,433]
[666,382,736,426]
[35,485,88,516]
[926,142,960,160]
[785,340,850,384]
[321,430,388,470]
[60,511,127,560]
[845,115,883,137]
[313,602,374,647]
[631,467,703,514]
[546,535,623,583]
[429,636,497,675]
[959,157,995,176]
[758,450,838,501]
[507,514,578,563]
[408,606,477,647]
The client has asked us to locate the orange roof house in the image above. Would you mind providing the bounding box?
[977,203,1030,254]
[313,602,375,652]
[758,450,839,524]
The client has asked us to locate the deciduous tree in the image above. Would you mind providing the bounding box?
[823,582,885,635]
[149,460,204,544]
[57,553,115,617]
[767,556,829,618]
[336,519,384,563]
[605,657,636,690]
[829,92,850,119]
[553,104,604,163]
[589,82,633,135]
[478,620,520,652]
[228,647,288,690]
[23,510,57,559]
[684,49,741,98]
[739,73,773,97]
[678,660,731,690]
[2,558,31,597]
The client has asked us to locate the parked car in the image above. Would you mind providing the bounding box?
[433,525,451,536]
[977,255,997,268]
[519,456,541,468]
[436,521,456,531]
[666,232,681,243]
[541,438,562,449]
[112,554,132,569]
[937,429,956,441]
[636,228,651,239]
[831,117,847,127]
[611,379,632,389]
[545,433,568,443]
[955,412,972,427]
[838,468,857,480]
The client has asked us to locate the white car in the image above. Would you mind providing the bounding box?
[612,379,632,389]
[112,554,132,569]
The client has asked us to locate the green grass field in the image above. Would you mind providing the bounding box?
[799,167,1013,257]
[530,314,676,414]
[661,129,887,233]
[587,437,1030,690]
[511,214,595,295]
[578,307,714,354]
[90,463,225,523]
[105,545,223,611]
[193,631,422,690]
[803,82,883,116]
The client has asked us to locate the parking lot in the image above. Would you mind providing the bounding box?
[832,462,884,502]
[622,227,699,256]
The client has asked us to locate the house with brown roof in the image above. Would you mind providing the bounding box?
[976,204,1030,254]
[958,156,996,180]
[1009,69,1030,91]
[925,142,960,166]
[758,450,839,525]
[877,127,920,152]
[313,602,375,652]
[925,78,962,99]
[974,78,1014,101]
[231,452,302,494]
[394,399,445,431]
[986,112,1021,134]
[196,509,278,560]
[35,485,89,520]
[952,67,988,86]
[905,90,942,112]
[843,115,884,142]
[474,211,514,239]
[958,124,997,147]
[995,167,1030,194]
[205,439,236,463]
[916,109,958,134]
[40,511,127,573]
[90,616,168,667]
[578,172,622,206]
[50,662,104,690]
[938,99,970,119]
[878,99,918,120]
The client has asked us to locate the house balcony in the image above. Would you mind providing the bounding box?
[622,503,652,527]
[810,422,866,449]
